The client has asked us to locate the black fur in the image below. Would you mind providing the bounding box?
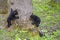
[7,8,19,27]
[30,13,41,27]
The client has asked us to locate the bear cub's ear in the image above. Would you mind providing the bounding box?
[14,9,18,15]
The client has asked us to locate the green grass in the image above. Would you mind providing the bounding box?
[0,29,60,40]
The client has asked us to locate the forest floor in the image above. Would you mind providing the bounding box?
[0,0,60,40]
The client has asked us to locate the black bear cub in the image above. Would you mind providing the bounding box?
[7,8,19,27]
[30,13,41,27]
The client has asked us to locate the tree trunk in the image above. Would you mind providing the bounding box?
[9,0,34,29]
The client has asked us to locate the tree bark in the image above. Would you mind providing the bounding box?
[9,0,34,29]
